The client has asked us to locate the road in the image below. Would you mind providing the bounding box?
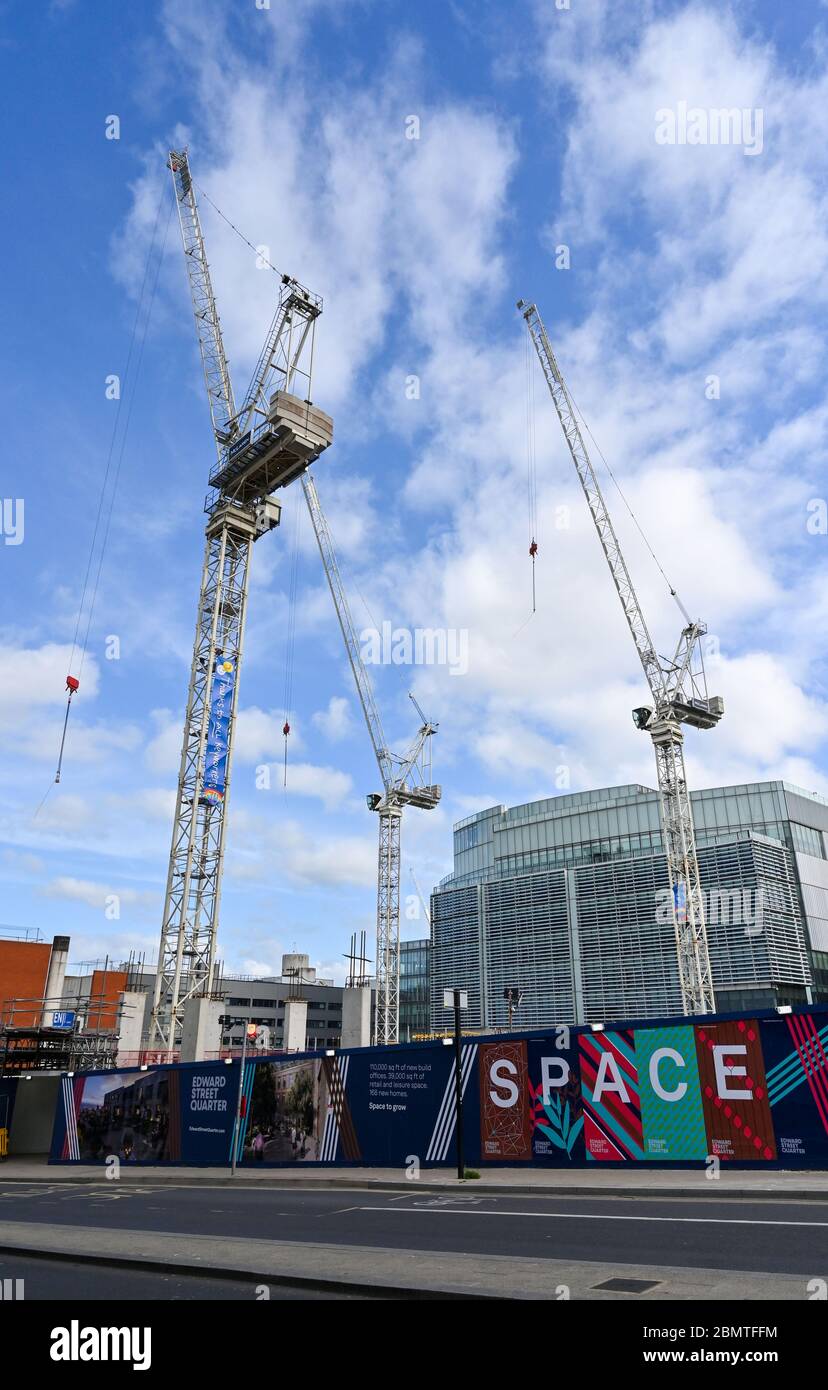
[0,1253,359,1300]
[0,1181,826,1298]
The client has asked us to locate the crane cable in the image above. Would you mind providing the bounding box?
[281,495,303,787]
[77,192,175,682]
[195,182,291,279]
[34,183,173,817]
[526,331,539,612]
[565,383,691,622]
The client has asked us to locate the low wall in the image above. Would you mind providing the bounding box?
[0,1075,62,1155]
[47,1004,828,1170]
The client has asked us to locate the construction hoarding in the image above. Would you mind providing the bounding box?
[48,1005,828,1170]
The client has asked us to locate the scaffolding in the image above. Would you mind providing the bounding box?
[0,983,132,1074]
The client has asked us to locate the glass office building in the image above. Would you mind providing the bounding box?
[430,781,828,1029]
[399,938,430,1041]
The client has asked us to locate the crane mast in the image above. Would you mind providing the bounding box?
[302,472,440,1044]
[151,150,331,1054]
[518,300,722,1016]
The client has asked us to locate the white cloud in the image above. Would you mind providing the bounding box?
[1,849,45,876]
[268,760,352,809]
[0,642,97,714]
[235,707,303,763]
[280,824,375,886]
[312,695,353,742]
[42,877,156,913]
[240,957,279,977]
[226,813,375,888]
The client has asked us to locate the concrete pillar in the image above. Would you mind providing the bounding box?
[283,997,308,1052]
[340,986,371,1048]
[116,991,147,1067]
[41,935,70,1025]
[179,997,226,1062]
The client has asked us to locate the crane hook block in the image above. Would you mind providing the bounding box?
[282,721,290,737]
[529,539,538,558]
[65,675,79,694]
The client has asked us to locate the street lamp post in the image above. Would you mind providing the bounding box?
[443,987,468,1180]
[503,986,523,1032]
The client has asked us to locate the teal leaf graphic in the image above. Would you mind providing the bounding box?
[537,1093,582,1159]
[537,1121,566,1152]
[566,1116,584,1155]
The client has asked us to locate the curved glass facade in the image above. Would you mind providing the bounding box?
[431,781,825,1029]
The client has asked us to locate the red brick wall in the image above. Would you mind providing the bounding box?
[87,968,128,1031]
[0,942,52,1026]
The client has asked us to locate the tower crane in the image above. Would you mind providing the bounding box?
[518,300,722,1016]
[150,150,332,1053]
[302,472,440,1044]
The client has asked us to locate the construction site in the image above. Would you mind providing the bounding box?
[0,140,776,1089]
[4,0,828,1337]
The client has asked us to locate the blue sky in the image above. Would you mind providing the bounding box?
[1,0,827,981]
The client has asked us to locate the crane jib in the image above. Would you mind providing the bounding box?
[519,297,720,1017]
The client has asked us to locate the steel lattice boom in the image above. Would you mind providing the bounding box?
[168,153,237,456]
[150,151,332,1053]
[519,299,721,1015]
[302,472,440,1044]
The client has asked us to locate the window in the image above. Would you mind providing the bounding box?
[456,822,481,852]
[790,822,825,859]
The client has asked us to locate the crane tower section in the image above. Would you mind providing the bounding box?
[518,300,721,1016]
[151,151,332,1053]
[302,473,440,1044]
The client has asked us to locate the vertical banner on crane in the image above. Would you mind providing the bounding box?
[202,655,235,804]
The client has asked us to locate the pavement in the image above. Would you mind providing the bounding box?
[1,1218,817,1301]
[0,1168,826,1300]
[0,1252,356,1300]
[2,1153,828,1200]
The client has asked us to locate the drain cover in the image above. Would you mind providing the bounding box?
[592,1277,661,1294]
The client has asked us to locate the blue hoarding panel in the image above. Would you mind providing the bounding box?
[47,1004,828,1171]
[50,1062,239,1165]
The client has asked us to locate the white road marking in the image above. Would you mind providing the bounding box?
[359,1206,828,1228]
